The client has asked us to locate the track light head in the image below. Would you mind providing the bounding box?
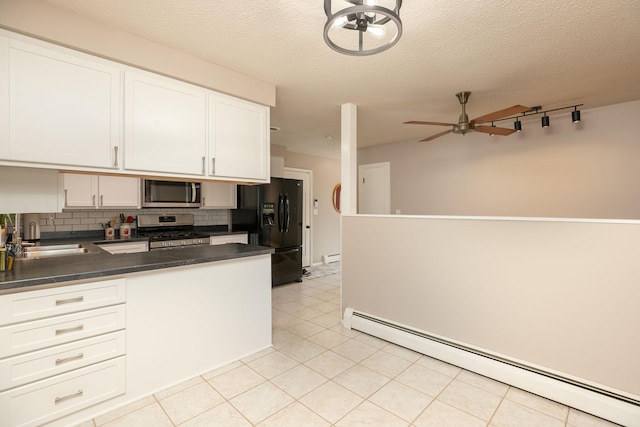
[514,119,522,132]
[542,114,550,128]
[572,107,581,123]
[489,122,495,136]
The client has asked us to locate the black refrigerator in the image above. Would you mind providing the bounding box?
[231,178,303,286]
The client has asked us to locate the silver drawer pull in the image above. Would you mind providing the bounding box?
[55,353,84,365]
[55,325,84,335]
[55,296,84,305]
[55,389,83,405]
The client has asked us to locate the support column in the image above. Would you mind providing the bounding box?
[341,103,357,215]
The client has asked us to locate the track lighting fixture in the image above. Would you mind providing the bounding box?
[489,122,495,136]
[572,106,581,123]
[486,103,583,133]
[514,119,522,132]
[541,113,550,128]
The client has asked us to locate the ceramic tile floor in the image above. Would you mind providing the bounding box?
[75,272,622,427]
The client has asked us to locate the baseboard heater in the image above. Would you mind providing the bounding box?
[322,254,341,264]
[343,308,640,427]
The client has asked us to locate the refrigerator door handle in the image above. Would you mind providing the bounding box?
[284,195,290,233]
[278,194,285,233]
[278,247,299,254]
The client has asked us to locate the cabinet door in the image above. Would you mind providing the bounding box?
[63,174,98,208]
[208,94,269,181]
[98,176,140,208]
[201,182,237,209]
[124,70,206,176]
[0,33,121,169]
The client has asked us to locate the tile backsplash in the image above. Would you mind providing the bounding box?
[32,208,230,234]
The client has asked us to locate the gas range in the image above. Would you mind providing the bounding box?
[137,214,209,250]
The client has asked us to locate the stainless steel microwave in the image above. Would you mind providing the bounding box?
[142,180,201,208]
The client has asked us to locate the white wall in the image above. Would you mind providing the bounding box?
[358,100,640,219]
[342,215,640,399]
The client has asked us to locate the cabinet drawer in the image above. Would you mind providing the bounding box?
[210,234,248,245]
[0,356,125,427]
[0,305,126,358]
[0,279,126,325]
[0,330,125,391]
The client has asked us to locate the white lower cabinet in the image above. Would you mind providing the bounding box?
[97,241,149,254]
[210,234,248,245]
[0,279,126,427]
[0,357,125,427]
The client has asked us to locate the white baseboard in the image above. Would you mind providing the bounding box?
[343,308,639,427]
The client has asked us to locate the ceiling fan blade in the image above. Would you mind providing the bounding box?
[420,129,453,142]
[471,105,531,124]
[473,125,517,136]
[404,120,455,126]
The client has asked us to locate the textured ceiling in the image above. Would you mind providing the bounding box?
[41,0,640,158]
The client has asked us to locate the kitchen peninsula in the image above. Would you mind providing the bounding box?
[0,243,273,427]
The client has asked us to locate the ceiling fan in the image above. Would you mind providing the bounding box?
[405,92,532,142]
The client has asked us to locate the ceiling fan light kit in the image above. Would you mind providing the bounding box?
[323,0,402,56]
[404,92,583,142]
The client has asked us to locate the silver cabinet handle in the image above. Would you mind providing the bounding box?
[114,146,119,167]
[64,189,68,207]
[55,390,83,405]
[92,194,96,206]
[56,296,84,305]
[55,325,84,335]
[55,353,84,365]
[211,158,216,175]
[202,156,205,174]
[100,195,104,206]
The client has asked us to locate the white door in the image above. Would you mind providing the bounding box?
[284,168,312,268]
[358,162,390,214]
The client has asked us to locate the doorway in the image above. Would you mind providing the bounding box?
[358,162,390,214]
[284,168,313,268]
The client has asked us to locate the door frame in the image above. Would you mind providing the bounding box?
[284,167,313,268]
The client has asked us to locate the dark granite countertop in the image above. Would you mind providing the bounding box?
[0,240,273,294]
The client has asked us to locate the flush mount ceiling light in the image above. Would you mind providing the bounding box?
[324,0,402,56]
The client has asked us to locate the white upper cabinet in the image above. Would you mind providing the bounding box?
[0,32,121,169]
[201,182,237,209]
[208,94,269,181]
[64,174,140,209]
[0,30,270,183]
[124,70,207,176]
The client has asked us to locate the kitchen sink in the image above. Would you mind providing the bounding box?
[21,244,89,259]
